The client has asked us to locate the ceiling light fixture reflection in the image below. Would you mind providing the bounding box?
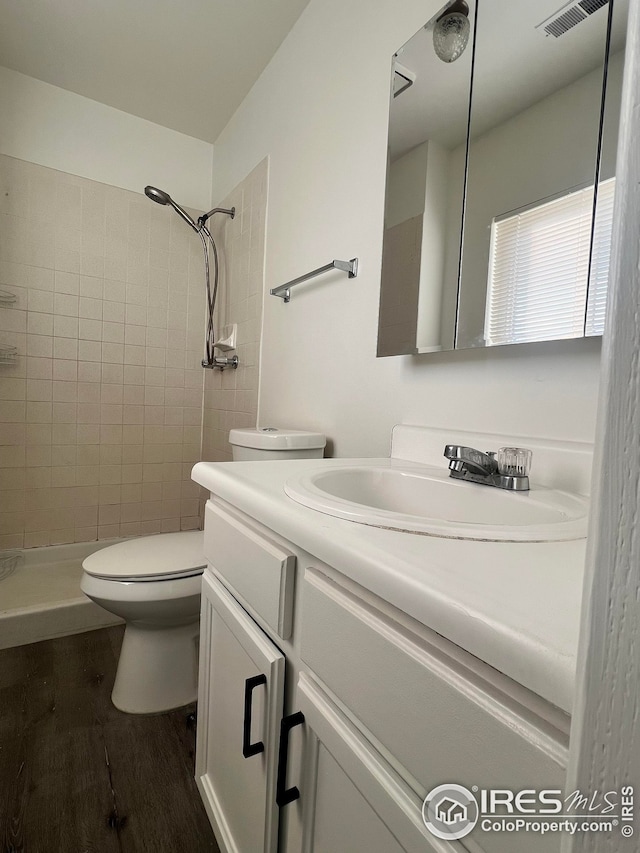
[433,0,470,63]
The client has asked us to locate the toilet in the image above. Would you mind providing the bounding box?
[228,426,326,460]
[81,427,326,714]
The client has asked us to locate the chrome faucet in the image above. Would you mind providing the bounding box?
[444,445,531,491]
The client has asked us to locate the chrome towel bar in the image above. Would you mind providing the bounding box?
[270,258,358,303]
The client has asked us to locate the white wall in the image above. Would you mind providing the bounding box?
[0,66,213,210]
[210,0,602,458]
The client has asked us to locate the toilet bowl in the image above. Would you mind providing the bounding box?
[82,428,326,715]
[81,530,206,714]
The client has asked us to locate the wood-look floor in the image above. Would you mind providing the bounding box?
[0,626,220,853]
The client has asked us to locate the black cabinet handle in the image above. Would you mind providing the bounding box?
[276,711,305,807]
[242,674,267,758]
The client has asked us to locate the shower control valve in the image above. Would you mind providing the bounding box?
[202,356,239,370]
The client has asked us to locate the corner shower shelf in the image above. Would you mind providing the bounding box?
[270,258,359,303]
[0,288,16,307]
[0,344,18,365]
[0,290,18,363]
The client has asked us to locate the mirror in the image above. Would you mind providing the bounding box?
[377,0,627,357]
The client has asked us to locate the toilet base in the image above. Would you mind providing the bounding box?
[112,621,200,714]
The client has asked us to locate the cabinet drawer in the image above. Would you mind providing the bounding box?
[300,569,567,853]
[204,500,295,639]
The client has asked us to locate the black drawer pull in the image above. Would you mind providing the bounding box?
[242,674,267,758]
[276,711,305,807]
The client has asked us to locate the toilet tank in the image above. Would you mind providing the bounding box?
[229,428,326,461]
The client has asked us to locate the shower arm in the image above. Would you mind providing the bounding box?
[143,186,233,232]
[197,206,235,229]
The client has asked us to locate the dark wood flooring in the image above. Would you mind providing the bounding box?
[0,626,220,853]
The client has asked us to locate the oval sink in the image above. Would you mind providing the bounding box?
[284,464,588,541]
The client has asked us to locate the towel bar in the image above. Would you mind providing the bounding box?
[270,258,358,303]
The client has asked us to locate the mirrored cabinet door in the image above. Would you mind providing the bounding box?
[377,0,474,357]
[377,0,628,358]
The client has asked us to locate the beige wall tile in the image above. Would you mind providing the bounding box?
[23,531,49,548]
[53,360,78,381]
[102,363,124,384]
[54,293,79,317]
[0,154,264,547]
[53,315,77,338]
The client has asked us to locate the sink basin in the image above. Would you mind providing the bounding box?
[284,464,588,541]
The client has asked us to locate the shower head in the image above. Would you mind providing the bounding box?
[145,186,172,205]
[144,185,199,233]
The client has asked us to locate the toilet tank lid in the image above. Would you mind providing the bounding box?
[82,531,206,579]
[229,427,326,450]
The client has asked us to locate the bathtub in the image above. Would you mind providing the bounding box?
[0,540,123,651]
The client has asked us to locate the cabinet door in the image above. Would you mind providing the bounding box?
[197,572,285,853]
[289,674,466,853]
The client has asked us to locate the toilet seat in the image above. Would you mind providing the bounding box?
[83,530,207,582]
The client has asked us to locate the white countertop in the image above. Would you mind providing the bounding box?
[192,455,585,715]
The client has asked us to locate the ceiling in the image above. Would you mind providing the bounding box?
[0,0,311,143]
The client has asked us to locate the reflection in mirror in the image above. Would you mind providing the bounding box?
[377,0,626,358]
[456,0,625,349]
[377,1,474,356]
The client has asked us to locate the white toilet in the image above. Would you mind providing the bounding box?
[228,426,326,460]
[81,427,326,714]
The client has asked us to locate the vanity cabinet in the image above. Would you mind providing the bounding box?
[197,498,570,853]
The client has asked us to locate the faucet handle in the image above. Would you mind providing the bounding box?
[497,447,532,478]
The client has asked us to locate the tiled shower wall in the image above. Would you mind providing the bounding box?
[0,154,209,548]
[202,158,267,462]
